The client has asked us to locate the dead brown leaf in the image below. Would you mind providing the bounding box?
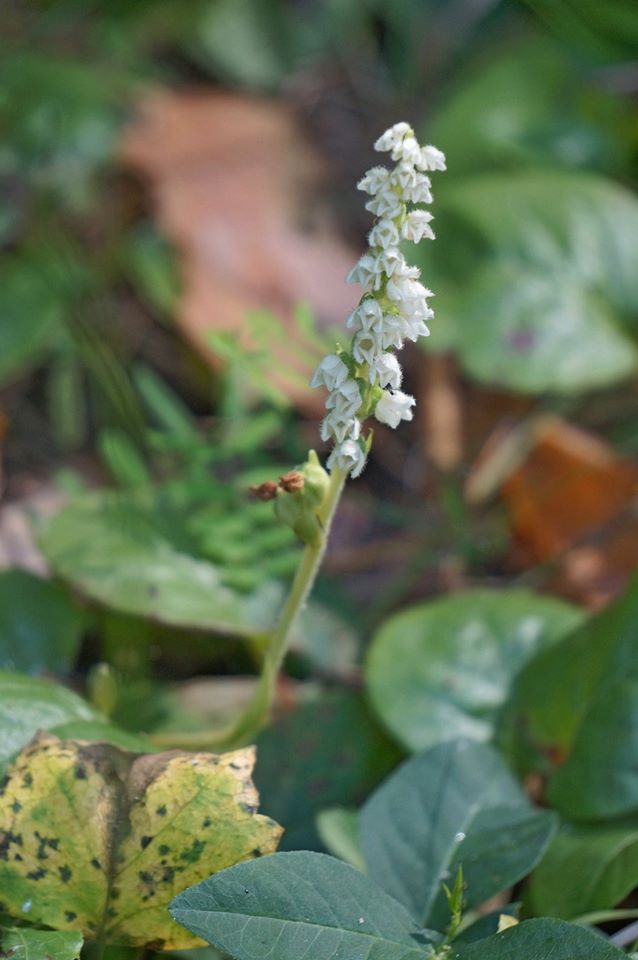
[492,417,638,606]
[120,90,359,410]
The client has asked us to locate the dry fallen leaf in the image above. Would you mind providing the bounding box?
[470,416,638,607]
[120,90,359,410]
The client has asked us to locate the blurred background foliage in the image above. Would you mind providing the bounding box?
[2,0,638,915]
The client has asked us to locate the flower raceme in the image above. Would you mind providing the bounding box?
[310,122,446,478]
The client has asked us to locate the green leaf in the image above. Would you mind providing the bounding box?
[38,494,281,637]
[170,851,432,960]
[253,690,402,851]
[0,570,85,675]
[316,808,365,870]
[0,927,83,960]
[360,740,556,927]
[451,918,625,959]
[547,680,638,819]
[50,720,153,754]
[501,575,638,819]
[525,820,638,920]
[0,673,100,767]
[449,257,636,394]
[0,736,282,948]
[427,39,627,176]
[190,0,290,90]
[0,258,62,386]
[366,588,581,753]
[423,170,638,393]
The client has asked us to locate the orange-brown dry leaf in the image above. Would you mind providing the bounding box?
[120,91,358,410]
[501,417,638,606]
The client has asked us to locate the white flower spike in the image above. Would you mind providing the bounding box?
[311,121,446,477]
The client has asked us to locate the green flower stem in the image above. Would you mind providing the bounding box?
[152,465,346,751]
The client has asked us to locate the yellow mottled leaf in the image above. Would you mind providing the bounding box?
[0,735,282,949]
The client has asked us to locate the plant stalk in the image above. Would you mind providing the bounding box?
[152,466,346,751]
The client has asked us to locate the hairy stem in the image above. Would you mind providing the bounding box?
[152,466,346,751]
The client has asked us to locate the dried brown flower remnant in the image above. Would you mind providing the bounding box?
[249,481,278,502]
[278,471,305,493]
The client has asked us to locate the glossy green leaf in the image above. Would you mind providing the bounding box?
[451,918,625,959]
[254,690,402,851]
[423,171,638,392]
[170,851,432,960]
[427,40,626,176]
[39,494,281,637]
[501,575,638,818]
[0,570,84,675]
[548,680,638,819]
[0,673,101,767]
[366,589,581,753]
[316,808,364,870]
[450,257,636,393]
[0,927,83,960]
[360,740,555,927]
[525,820,638,919]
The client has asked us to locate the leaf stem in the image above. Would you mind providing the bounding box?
[152,466,346,751]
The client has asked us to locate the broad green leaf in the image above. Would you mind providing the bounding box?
[366,589,581,753]
[360,740,555,927]
[525,820,638,919]
[254,690,402,851]
[0,735,282,947]
[450,257,636,394]
[427,40,627,176]
[451,918,625,959]
[548,680,638,819]
[0,673,101,767]
[170,851,432,960]
[500,575,638,816]
[39,494,280,637]
[421,171,638,393]
[0,570,84,675]
[316,808,365,870]
[0,927,83,960]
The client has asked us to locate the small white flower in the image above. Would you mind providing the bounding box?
[368,219,400,251]
[374,248,405,280]
[310,354,349,390]
[374,122,411,153]
[386,275,431,303]
[357,166,391,195]
[393,135,421,165]
[391,162,418,193]
[417,144,446,171]
[347,298,383,332]
[353,330,381,365]
[327,438,367,478]
[321,414,361,444]
[369,353,402,389]
[326,379,362,419]
[346,253,377,288]
[402,210,435,242]
[374,390,416,428]
[403,174,432,204]
[400,312,431,341]
[378,315,405,351]
[365,192,403,219]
